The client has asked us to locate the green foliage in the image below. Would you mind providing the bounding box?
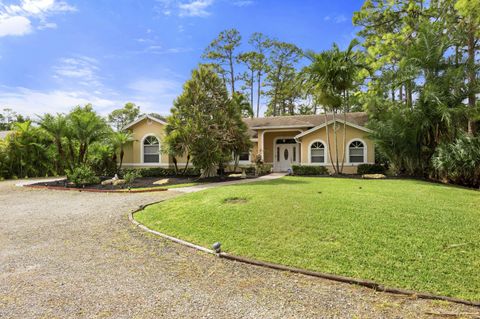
[292,165,329,176]
[87,142,117,176]
[243,164,272,176]
[202,28,241,93]
[167,65,251,178]
[357,164,386,175]
[136,177,480,301]
[107,102,140,131]
[110,130,133,173]
[123,170,141,185]
[66,164,100,186]
[432,135,480,187]
[122,167,200,178]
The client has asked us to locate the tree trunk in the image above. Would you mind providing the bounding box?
[256,71,262,117]
[250,69,254,117]
[333,112,340,174]
[467,25,477,135]
[182,155,190,175]
[118,149,124,173]
[172,157,178,175]
[340,92,348,173]
[324,112,336,174]
[200,165,218,178]
[229,54,235,94]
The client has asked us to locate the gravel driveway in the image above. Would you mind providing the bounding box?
[0,179,478,318]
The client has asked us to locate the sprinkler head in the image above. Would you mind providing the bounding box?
[212,242,221,253]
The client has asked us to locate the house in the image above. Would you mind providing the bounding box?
[121,112,374,174]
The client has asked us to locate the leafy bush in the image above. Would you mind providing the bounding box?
[124,170,141,185]
[67,165,100,186]
[244,164,272,176]
[292,165,329,176]
[357,164,386,175]
[432,135,480,188]
[122,167,200,178]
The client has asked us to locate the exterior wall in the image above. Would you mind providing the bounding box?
[123,119,170,167]
[259,130,303,163]
[297,123,374,173]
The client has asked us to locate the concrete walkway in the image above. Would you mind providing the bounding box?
[171,172,287,193]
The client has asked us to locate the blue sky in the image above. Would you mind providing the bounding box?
[0,0,364,116]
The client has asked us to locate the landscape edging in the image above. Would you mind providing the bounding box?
[129,201,480,308]
[26,184,168,193]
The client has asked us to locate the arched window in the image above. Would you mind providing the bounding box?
[349,140,365,163]
[310,141,325,163]
[143,136,160,163]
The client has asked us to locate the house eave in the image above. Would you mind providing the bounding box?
[124,114,167,130]
[295,120,372,139]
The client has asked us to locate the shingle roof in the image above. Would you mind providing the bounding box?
[243,112,368,134]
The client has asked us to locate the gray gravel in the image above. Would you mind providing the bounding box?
[0,179,478,318]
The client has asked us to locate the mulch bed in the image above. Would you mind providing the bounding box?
[27,175,257,193]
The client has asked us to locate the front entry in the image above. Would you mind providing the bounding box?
[274,139,299,172]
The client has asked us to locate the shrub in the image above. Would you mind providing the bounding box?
[122,167,200,178]
[432,135,480,188]
[292,165,329,176]
[243,164,272,176]
[67,165,100,186]
[357,164,386,175]
[124,170,141,185]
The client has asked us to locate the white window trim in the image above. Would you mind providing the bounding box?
[141,134,161,164]
[308,139,328,165]
[346,138,367,165]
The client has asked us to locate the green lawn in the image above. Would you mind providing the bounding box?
[135,177,480,301]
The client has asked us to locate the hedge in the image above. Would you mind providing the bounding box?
[244,164,273,176]
[121,167,200,178]
[356,164,386,175]
[292,165,329,176]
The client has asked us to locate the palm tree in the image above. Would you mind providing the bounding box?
[164,111,192,175]
[38,113,68,173]
[111,130,133,173]
[67,104,109,165]
[304,39,365,174]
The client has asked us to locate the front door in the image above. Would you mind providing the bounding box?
[275,144,298,172]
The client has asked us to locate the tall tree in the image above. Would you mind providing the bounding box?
[249,32,271,117]
[202,29,242,94]
[265,41,302,116]
[67,104,110,165]
[107,102,140,131]
[455,0,480,135]
[168,65,251,178]
[304,39,366,174]
[38,113,68,173]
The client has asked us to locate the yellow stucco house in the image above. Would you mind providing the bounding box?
[122,112,374,174]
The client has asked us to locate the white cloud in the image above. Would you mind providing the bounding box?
[178,0,213,17]
[334,14,347,23]
[127,78,182,114]
[53,56,102,87]
[324,14,347,24]
[0,15,32,36]
[0,86,119,116]
[231,0,253,7]
[0,0,75,37]
[38,21,56,29]
[155,0,214,17]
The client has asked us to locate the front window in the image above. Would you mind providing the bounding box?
[311,142,325,163]
[349,140,365,163]
[238,151,249,161]
[143,136,160,163]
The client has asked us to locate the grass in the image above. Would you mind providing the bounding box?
[135,177,480,301]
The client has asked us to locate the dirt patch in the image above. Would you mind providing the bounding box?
[223,196,249,204]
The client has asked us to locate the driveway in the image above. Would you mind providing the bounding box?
[0,179,477,318]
